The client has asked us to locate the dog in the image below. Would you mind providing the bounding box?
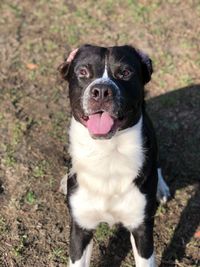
[58,44,170,267]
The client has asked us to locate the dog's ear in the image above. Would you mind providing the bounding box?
[135,49,153,84]
[58,48,78,80]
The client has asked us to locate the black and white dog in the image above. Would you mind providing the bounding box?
[59,44,170,267]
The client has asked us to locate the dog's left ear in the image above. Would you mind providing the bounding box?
[135,49,153,84]
[58,48,78,80]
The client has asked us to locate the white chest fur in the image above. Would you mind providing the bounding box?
[69,117,146,230]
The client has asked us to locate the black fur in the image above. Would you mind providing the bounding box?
[69,220,93,263]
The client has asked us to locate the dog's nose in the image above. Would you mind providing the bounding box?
[90,86,113,101]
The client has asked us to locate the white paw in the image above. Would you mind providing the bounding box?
[59,174,68,195]
[157,168,171,204]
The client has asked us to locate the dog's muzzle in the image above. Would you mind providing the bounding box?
[81,79,120,137]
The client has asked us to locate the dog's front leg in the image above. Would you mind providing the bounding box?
[130,221,156,267]
[69,220,93,267]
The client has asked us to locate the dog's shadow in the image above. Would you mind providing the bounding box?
[97,84,200,267]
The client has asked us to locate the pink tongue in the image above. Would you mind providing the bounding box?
[86,112,114,135]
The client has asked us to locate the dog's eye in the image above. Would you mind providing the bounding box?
[78,67,90,78]
[115,67,133,80]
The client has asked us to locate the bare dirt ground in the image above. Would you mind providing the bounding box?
[0,0,200,266]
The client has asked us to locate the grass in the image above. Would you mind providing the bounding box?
[50,111,67,142]
[0,113,4,123]
[32,165,45,178]
[95,223,116,242]
[0,216,8,235]
[6,2,22,17]
[180,74,194,86]
[127,0,159,22]
[13,235,28,257]
[12,121,26,146]
[50,248,68,263]
[3,144,16,167]
[67,25,80,46]
[49,176,56,188]
[25,191,37,205]
[156,204,168,217]
[33,164,45,178]
[32,160,50,178]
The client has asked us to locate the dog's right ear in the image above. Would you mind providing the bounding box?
[58,48,78,80]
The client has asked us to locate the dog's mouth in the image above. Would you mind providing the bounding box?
[81,111,125,139]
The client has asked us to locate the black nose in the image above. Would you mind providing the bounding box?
[90,86,113,101]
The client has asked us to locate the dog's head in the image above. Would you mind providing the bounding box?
[58,44,153,139]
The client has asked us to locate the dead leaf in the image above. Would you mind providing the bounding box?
[26,63,38,70]
[194,230,200,238]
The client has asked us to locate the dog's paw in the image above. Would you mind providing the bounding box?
[157,169,171,204]
[59,174,68,195]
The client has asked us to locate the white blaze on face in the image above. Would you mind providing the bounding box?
[102,60,109,78]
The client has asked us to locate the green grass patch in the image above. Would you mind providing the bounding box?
[49,176,56,188]
[95,223,116,242]
[12,121,26,146]
[25,191,37,205]
[180,74,194,86]
[50,248,68,263]
[156,204,167,216]
[3,144,16,167]
[0,113,4,123]
[32,160,49,178]
[13,235,28,257]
